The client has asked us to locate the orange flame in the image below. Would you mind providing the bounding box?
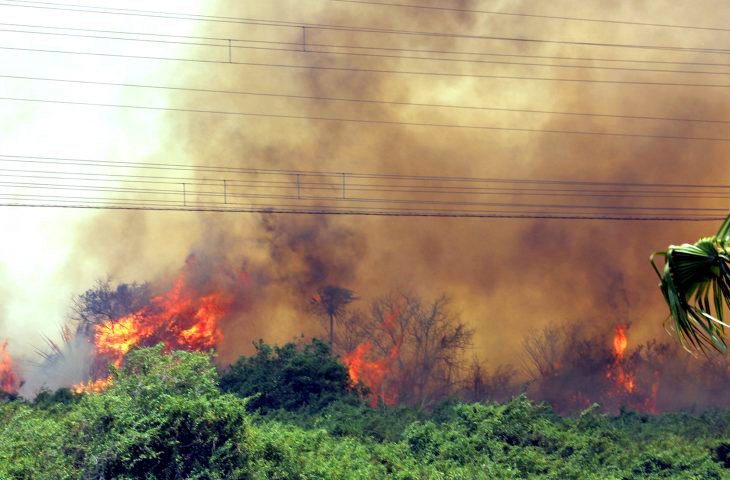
[607,325,635,393]
[344,308,402,406]
[0,340,20,394]
[77,261,240,393]
[72,376,112,394]
[613,325,628,359]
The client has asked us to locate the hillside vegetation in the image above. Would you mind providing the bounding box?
[1,341,729,479]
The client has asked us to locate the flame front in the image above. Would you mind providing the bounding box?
[75,262,238,393]
[344,308,401,406]
[0,340,20,394]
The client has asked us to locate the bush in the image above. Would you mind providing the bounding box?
[65,345,255,479]
[220,338,360,413]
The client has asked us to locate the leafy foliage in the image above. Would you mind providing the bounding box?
[651,213,730,351]
[220,338,359,413]
[0,345,728,479]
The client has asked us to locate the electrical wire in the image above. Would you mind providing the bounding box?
[1,154,728,189]
[6,23,730,78]
[6,73,730,126]
[5,96,730,143]
[1,0,727,55]
[325,0,730,34]
[9,20,730,70]
[7,43,730,90]
[0,154,726,223]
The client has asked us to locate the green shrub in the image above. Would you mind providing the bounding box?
[220,338,360,413]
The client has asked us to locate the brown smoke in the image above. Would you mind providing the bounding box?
[65,0,730,380]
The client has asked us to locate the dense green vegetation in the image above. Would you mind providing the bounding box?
[1,342,729,479]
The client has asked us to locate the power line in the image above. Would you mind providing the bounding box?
[8,44,730,91]
[1,0,728,55]
[1,177,724,212]
[326,0,730,34]
[0,190,724,220]
[1,200,723,221]
[3,168,729,200]
[6,95,730,142]
[0,154,726,220]
[10,20,730,70]
[6,73,730,126]
[7,24,730,77]
[2,154,728,190]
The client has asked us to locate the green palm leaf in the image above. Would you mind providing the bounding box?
[651,213,730,352]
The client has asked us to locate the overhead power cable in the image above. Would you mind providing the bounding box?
[0,153,726,222]
[8,21,730,70]
[6,73,730,126]
[1,199,724,221]
[0,0,727,55]
[8,43,730,90]
[3,177,725,212]
[6,24,730,78]
[3,168,730,200]
[326,0,730,33]
[2,154,729,189]
[4,95,730,143]
[0,167,730,199]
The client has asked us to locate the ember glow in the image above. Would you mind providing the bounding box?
[344,308,401,406]
[0,340,20,394]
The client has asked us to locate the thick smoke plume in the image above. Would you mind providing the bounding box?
[4,1,730,410]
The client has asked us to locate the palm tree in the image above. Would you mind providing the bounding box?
[651,213,730,352]
[311,286,357,347]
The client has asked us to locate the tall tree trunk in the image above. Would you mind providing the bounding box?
[329,313,334,348]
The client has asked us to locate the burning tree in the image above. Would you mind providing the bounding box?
[651,212,730,352]
[337,293,473,408]
[64,256,246,391]
[71,280,151,336]
[523,323,660,414]
[0,339,20,395]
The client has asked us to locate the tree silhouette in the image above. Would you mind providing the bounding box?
[311,285,357,347]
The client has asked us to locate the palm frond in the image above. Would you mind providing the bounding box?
[651,212,730,353]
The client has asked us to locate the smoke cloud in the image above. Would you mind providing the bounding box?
[5,1,730,400]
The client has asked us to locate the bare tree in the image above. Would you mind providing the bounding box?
[462,359,518,404]
[337,293,473,408]
[522,325,566,381]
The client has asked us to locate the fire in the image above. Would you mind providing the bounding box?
[613,325,628,359]
[0,340,20,394]
[344,308,402,406]
[604,324,659,413]
[75,259,240,393]
[607,325,635,393]
[72,376,112,394]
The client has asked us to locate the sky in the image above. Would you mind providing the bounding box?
[1,0,730,367]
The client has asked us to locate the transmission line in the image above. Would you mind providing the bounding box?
[326,0,730,33]
[9,20,730,69]
[6,73,730,126]
[8,42,730,90]
[6,24,730,77]
[1,0,727,55]
[2,154,729,190]
[4,96,730,143]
